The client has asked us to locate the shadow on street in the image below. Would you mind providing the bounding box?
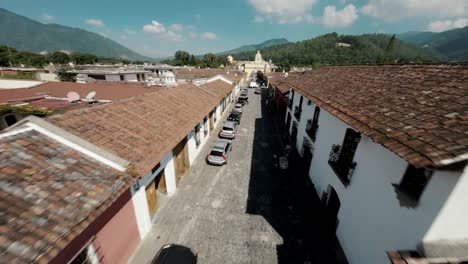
[245,89,348,264]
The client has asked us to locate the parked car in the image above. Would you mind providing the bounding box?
[151,244,197,264]
[228,111,242,124]
[219,121,237,139]
[206,139,232,165]
[234,103,243,113]
[254,88,262,94]
[237,96,248,105]
[240,90,248,96]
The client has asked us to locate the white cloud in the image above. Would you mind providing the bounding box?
[99,32,109,37]
[41,13,55,22]
[85,18,105,28]
[169,24,184,32]
[253,15,265,23]
[322,4,358,27]
[120,35,128,40]
[142,20,185,41]
[143,20,166,33]
[248,0,317,24]
[427,18,468,32]
[202,32,218,40]
[361,0,468,21]
[188,32,198,38]
[166,30,183,41]
[124,28,136,34]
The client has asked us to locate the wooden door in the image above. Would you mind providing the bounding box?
[174,138,189,182]
[155,169,166,193]
[145,181,158,219]
[209,112,214,131]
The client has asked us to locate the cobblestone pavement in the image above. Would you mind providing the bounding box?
[129,89,310,264]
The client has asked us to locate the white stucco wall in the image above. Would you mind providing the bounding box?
[124,74,138,82]
[131,187,151,240]
[164,153,177,195]
[424,166,468,243]
[187,118,211,165]
[105,75,120,81]
[287,90,464,264]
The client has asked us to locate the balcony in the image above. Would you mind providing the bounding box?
[306,119,319,142]
[287,99,293,109]
[294,106,302,120]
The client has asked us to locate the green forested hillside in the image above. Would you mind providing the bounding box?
[0,8,150,61]
[218,38,290,55]
[398,26,468,62]
[232,33,437,67]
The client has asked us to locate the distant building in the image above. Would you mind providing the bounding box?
[72,69,150,83]
[336,42,351,47]
[236,51,277,75]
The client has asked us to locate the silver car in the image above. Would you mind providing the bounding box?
[219,121,237,139]
[234,103,243,113]
[206,139,232,165]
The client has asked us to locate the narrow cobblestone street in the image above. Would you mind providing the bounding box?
[129,89,327,264]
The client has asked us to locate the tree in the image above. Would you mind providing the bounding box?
[71,53,98,65]
[202,53,217,68]
[49,52,70,64]
[174,50,191,66]
[57,70,77,82]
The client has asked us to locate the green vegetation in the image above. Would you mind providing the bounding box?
[0,105,60,117]
[398,26,468,62]
[231,33,438,68]
[0,70,36,80]
[163,50,229,68]
[0,45,143,67]
[218,38,290,55]
[0,8,151,61]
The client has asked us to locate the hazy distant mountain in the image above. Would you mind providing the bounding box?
[0,8,151,61]
[398,26,468,62]
[218,38,290,55]
[229,33,437,66]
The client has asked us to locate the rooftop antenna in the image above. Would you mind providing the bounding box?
[66,91,80,102]
[86,91,97,104]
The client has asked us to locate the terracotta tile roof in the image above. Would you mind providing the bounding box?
[48,84,220,175]
[200,80,234,99]
[387,251,468,264]
[0,81,163,103]
[270,73,300,93]
[279,65,468,168]
[174,69,244,82]
[0,128,133,263]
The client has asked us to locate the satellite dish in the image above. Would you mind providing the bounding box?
[86,91,96,100]
[66,91,80,102]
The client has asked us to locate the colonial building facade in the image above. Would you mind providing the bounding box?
[273,65,468,264]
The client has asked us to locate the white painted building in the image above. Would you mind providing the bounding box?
[73,69,150,83]
[278,65,468,264]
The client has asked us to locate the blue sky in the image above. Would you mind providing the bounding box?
[1,0,467,57]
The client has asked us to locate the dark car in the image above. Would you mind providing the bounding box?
[228,111,242,124]
[237,95,248,105]
[151,244,197,264]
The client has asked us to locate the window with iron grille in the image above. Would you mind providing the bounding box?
[203,117,208,136]
[306,106,320,141]
[328,128,361,186]
[294,96,303,120]
[393,165,433,206]
[288,90,294,109]
[195,124,201,148]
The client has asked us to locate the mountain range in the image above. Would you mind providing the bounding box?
[0,8,150,61]
[228,33,437,66]
[217,38,290,55]
[398,26,468,62]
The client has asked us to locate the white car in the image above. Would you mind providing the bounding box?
[234,103,243,113]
